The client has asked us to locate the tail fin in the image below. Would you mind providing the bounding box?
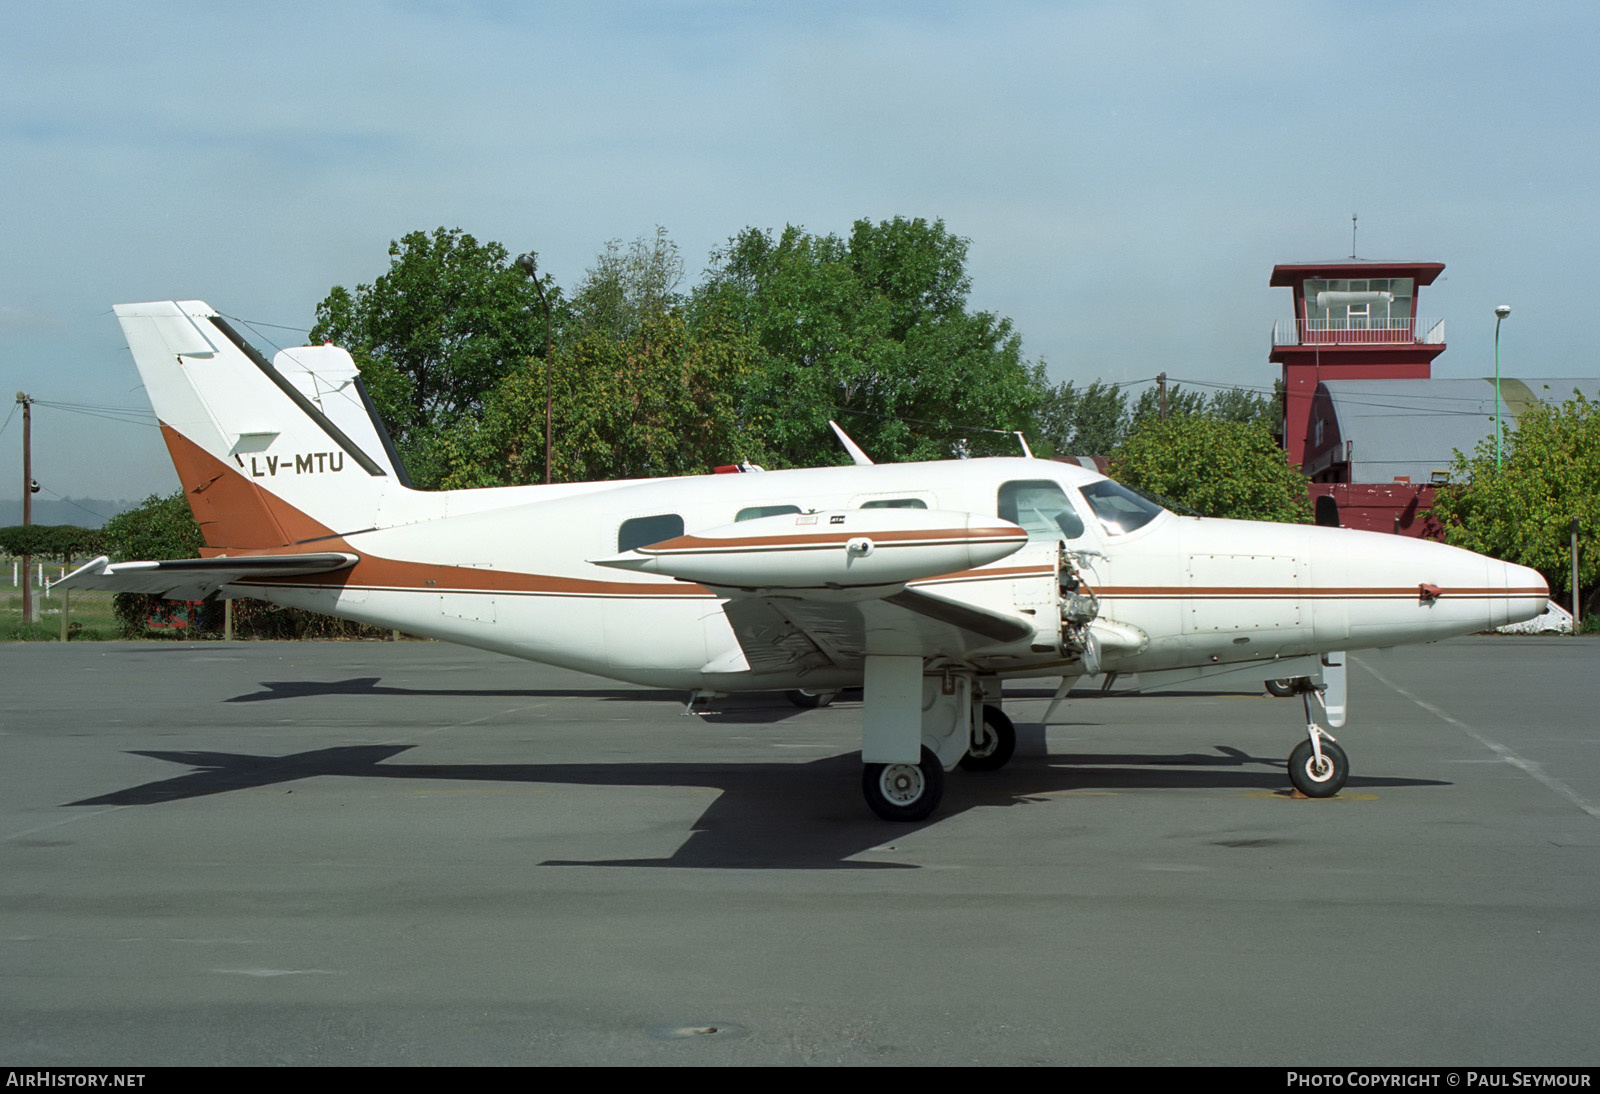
[116,301,399,552]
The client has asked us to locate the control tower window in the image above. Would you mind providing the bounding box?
[1305,278,1414,330]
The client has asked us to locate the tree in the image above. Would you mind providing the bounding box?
[1206,383,1281,431]
[439,310,766,488]
[310,227,562,487]
[1109,416,1311,523]
[1032,379,1130,456]
[569,226,685,342]
[1129,381,1207,432]
[0,524,104,562]
[695,217,1042,467]
[1431,389,1600,615]
[101,493,204,561]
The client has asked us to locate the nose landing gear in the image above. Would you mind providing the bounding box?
[1288,734,1349,797]
[1287,660,1350,797]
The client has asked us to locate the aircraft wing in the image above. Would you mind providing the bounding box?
[715,586,1038,676]
[56,553,359,601]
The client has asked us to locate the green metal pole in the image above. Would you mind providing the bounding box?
[1494,321,1502,467]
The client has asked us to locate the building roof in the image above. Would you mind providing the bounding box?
[1270,260,1445,287]
[1319,377,1600,483]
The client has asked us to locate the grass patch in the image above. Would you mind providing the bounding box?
[4,589,128,641]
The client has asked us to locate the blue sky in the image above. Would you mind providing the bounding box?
[3,1,1596,511]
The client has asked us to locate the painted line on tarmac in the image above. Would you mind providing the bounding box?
[1357,656,1600,820]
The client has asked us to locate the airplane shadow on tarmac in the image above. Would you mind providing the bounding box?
[223,678,818,726]
[65,729,1449,870]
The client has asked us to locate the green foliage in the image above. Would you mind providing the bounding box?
[570,226,685,342]
[0,524,104,561]
[440,310,766,487]
[1207,382,1282,431]
[310,227,562,487]
[1129,383,1208,432]
[694,217,1041,467]
[1431,390,1600,613]
[1034,380,1276,457]
[1109,416,1312,523]
[1033,379,1129,456]
[102,492,204,561]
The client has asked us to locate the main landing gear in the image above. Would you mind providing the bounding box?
[862,747,945,822]
[856,658,1021,822]
[858,706,1016,821]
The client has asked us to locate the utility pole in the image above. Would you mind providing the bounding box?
[1574,519,1582,636]
[16,392,34,624]
[1157,373,1168,421]
[514,252,556,484]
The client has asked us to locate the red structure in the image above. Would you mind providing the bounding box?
[1269,260,1447,536]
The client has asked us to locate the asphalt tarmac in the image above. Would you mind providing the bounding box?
[2,636,1595,1066]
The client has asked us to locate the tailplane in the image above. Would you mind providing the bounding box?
[115,301,398,552]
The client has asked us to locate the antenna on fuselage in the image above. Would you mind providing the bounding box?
[1014,431,1034,458]
[829,420,874,466]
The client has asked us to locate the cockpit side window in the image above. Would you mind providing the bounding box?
[997,480,1085,541]
[859,498,928,509]
[1078,480,1164,535]
[618,513,685,552]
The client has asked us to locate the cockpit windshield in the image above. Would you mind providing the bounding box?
[998,480,1085,541]
[1078,480,1164,535]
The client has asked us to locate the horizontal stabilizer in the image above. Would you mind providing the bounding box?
[57,553,358,601]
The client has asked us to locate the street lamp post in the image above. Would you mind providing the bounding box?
[1494,304,1511,468]
[515,253,555,484]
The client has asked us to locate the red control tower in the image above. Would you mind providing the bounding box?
[1270,259,1447,470]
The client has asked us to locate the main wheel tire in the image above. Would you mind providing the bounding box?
[862,747,945,821]
[786,688,837,709]
[1287,738,1349,797]
[959,705,1017,772]
[1265,679,1297,698]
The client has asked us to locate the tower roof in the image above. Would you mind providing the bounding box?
[1270,260,1444,287]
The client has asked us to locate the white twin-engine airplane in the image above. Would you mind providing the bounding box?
[64,300,1550,821]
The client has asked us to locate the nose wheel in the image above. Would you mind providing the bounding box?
[862,747,944,821]
[1287,737,1349,797]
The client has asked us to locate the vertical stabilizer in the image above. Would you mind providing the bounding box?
[115,301,395,551]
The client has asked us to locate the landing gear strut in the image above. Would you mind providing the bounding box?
[1287,684,1349,797]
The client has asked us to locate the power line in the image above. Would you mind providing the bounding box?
[29,399,159,428]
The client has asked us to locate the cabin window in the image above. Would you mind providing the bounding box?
[736,504,802,522]
[1078,481,1163,535]
[859,498,928,509]
[997,480,1084,541]
[618,513,684,552]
